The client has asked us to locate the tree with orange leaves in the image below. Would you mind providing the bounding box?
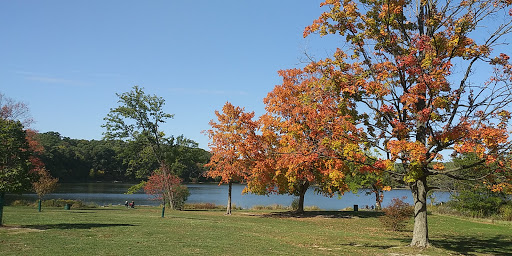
[303,0,512,247]
[245,68,354,213]
[204,102,259,215]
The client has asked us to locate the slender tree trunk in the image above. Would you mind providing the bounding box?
[0,192,5,226]
[410,176,429,247]
[160,161,176,211]
[372,184,382,210]
[296,180,309,214]
[161,198,166,218]
[163,166,175,211]
[38,198,42,212]
[226,180,232,215]
[374,190,382,210]
[168,191,175,210]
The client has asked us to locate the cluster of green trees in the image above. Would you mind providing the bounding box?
[0,87,212,224]
[34,132,210,183]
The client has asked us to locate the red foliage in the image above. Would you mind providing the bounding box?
[144,172,182,201]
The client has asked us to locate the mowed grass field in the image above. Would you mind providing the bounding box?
[1,206,511,256]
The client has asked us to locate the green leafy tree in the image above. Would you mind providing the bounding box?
[115,141,158,181]
[0,118,33,225]
[165,135,210,182]
[103,85,173,167]
[104,86,187,211]
[87,141,123,181]
[347,169,391,210]
[450,187,509,218]
[35,132,90,182]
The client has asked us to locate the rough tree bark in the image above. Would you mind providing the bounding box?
[410,176,429,247]
[226,180,232,215]
[296,180,310,214]
[374,190,382,210]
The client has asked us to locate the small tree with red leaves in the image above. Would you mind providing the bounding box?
[144,169,189,214]
[32,168,59,212]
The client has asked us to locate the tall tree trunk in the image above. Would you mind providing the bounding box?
[161,162,175,211]
[374,190,382,210]
[410,176,429,247]
[38,198,42,212]
[412,3,429,244]
[167,191,175,210]
[161,198,166,218]
[0,192,4,226]
[296,180,309,214]
[372,184,382,210]
[226,181,232,215]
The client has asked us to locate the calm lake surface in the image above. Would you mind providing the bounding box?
[7,183,452,210]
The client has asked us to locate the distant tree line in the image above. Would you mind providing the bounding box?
[35,131,211,183]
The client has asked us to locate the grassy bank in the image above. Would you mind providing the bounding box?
[1,206,511,255]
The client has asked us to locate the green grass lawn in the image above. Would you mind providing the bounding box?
[1,206,511,255]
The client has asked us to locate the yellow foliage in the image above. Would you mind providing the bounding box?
[403,162,423,183]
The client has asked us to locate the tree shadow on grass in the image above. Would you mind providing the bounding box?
[391,234,512,256]
[261,210,384,219]
[430,234,512,256]
[21,223,136,230]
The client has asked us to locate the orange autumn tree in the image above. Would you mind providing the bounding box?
[204,102,258,215]
[246,68,355,213]
[304,0,512,247]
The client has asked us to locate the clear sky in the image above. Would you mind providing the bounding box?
[0,0,339,149]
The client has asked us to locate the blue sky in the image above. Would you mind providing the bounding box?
[0,0,335,149]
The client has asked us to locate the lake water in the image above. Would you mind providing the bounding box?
[6,183,452,210]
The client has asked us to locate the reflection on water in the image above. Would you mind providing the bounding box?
[6,183,452,210]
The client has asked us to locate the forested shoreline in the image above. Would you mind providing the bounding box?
[35,131,211,183]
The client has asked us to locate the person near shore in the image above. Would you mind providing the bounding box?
[130,201,135,208]
[124,201,129,208]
